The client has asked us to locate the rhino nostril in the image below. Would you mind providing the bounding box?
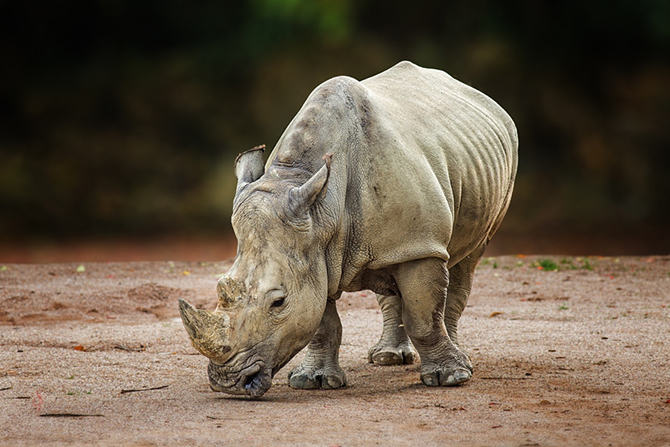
[244,372,262,391]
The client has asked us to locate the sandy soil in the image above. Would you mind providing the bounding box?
[1,255,669,446]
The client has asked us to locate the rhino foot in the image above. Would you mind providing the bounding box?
[421,367,471,386]
[420,349,473,387]
[288,364,347,390]
[368,340,417,366]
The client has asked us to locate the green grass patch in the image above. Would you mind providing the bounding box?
[581,258,594,271]
[534,257,594,272]
[537,259,559,271]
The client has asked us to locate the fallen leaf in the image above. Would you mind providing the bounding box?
[489,311,504,318]
[73,345,86,351]
[0,266,7,271]
[183,270,191,275]
[76,265,85,273]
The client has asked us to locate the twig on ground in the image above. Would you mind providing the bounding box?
[114,345,145,352]
[120,385,169,394]
[480,376,534,380]
[40,413,104,418]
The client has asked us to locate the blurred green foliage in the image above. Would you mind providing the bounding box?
[1,0,669,242]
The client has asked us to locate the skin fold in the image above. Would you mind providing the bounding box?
[180,61,518,397]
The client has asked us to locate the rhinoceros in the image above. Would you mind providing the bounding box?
[179,61,518,397]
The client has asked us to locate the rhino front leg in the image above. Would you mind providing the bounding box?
[396,258,473,387]
[368,294,417,365]
[288,298,347,390]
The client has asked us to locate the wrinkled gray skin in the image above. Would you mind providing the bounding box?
[179,61,518,397]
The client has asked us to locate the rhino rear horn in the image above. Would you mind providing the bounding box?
[234,145,266,192]
[289,153,333,212]
[179,298,231,360]
[216,276,245,309]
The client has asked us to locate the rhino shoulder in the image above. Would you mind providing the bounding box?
[268,75,373,171]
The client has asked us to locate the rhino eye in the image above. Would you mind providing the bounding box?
[267,289,287,310]
[270,297,286,309]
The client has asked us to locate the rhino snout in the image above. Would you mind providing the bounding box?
[208,361,272,398]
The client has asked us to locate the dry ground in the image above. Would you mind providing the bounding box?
[1,255,669,446]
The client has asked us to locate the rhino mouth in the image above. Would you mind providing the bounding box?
[208,360,272,398]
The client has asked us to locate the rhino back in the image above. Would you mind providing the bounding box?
[265,61,518,292]
[358,61,518,264]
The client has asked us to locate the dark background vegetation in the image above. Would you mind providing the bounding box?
[1,0,669,257]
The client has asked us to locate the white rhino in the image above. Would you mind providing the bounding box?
[179,61,518,397]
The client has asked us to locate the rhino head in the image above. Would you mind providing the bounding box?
[179,146,333,397]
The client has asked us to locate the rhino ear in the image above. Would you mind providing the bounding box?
[234,145,266,192]
[289,153,333,213]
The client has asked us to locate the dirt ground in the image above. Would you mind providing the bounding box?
[1,255,669,446]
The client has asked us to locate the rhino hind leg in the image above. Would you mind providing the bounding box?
[396,257,473,387]
[288,298,347,390]
[444,243,487,347]
[368,294,417,365]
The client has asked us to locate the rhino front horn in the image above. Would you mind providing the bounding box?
[178,298,231,361]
